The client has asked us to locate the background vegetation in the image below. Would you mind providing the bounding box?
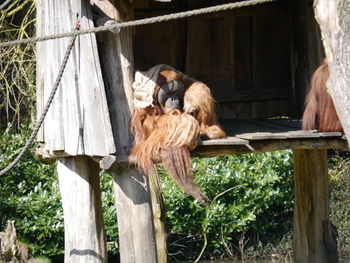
[0,0,36,130]
[0,127,295,261]
[1,0,350,262]
[1,126,350,262]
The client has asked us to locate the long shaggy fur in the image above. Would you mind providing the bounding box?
[130,65,226,205]
[302,60,343,133]
[161,146,208,206]
[184,82,226,139]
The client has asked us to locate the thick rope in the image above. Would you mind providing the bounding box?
[0,35,77,176]
[0,0,277,175]
[0,0,277,48]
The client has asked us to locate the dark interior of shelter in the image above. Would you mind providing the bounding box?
[132,0,325,135]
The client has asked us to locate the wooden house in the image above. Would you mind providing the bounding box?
[35,0,350,262]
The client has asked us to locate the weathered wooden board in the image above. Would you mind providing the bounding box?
[236,131,342,140]
[314,0,350,149]
[186,17,236,91]
[36,0,115,157]
[219,119,300,135]
[193,137,348,158]
[293,149,338,263]
[236,132,290,140]
[148,171,168,263]
[95,1,159,262]
[199,136,248,146]
[186,0,287,16]
[133,20,187,71]
[57,156,107,263]
[290,0,325,117]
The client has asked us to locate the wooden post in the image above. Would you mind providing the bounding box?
[93,1,159,262]
[314,0,350,147]
[293,149,338,263]
[148,172,168,263]
[57,156,107,263]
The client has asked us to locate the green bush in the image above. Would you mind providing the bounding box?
[161,151,294,260]
[0,126,295,260]
[0,126,118,257]
[3,127,350,262]
[0,125,63,256]
[329,152,350,256]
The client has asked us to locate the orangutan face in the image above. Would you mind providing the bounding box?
[158,80,185,113]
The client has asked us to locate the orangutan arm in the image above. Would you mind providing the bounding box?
[183,81,226,139]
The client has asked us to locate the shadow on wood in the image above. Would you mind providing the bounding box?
[293,149,338,263]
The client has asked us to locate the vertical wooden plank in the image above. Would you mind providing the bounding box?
[95,1,158,262]
[37,0,116,157]
[215,17,253,120]
[133,20,187,71]
[251,14,292,118]
[57,156,107,263]
[234,16,252,92]
[148,171,168,263]
[112,166,157,263]
[293,149,338,263]
[252,14,291,91]
[290,0,324,118]
[314,0,350,147]
[186,18,235,91]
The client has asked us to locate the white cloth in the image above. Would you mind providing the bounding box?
[132,64,164,109]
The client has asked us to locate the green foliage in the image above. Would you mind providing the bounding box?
[0,0,36,129]
[0,125,63,256]
[329,152,350,256]
[161,151,294,260]
[100,172,119,255]
[5,127,350,261]
[0,126,119,257]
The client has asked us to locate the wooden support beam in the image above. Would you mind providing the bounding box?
[95,1,159,262]
[112,165,157,263]
[292,149,338,263]
[57,156,107,263]
[314,0,350,148]
[148,171,168,263]
[193,137,348,158]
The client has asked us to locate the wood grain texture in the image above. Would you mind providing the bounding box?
[293,149,338,263]
[290,0,325,118]
[96,1,158,262]
[148,171,168,263]
[314,0,350,149]
[193,137,348,158]
[36,0,115,156]
[57,156,107,263]
[112,165,157,263]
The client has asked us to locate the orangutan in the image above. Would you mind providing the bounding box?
[302,59,343,133]
[129,64,226,205]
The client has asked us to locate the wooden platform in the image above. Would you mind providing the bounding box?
[193,119,348,157]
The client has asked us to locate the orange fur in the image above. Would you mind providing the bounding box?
[302,60,343,133]
[183,82,226,139]
[159,67,226,139]
[130,110,200,174]
[129,65,226,204]
[161,146,208,206]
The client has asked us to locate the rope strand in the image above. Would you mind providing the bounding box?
[0,35,77,176]
[0,0,277,48]
[0,0,278,175]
